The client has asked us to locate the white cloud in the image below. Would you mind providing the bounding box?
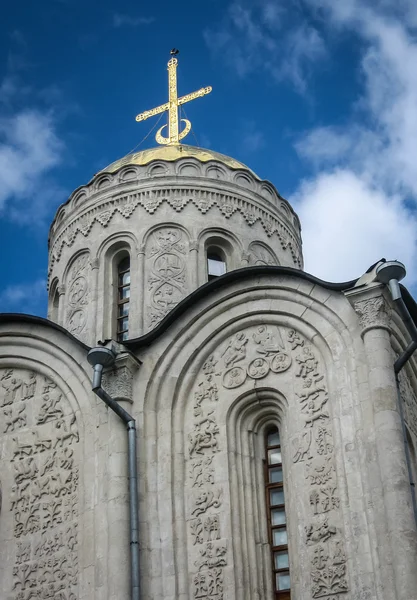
[291,0,417,285]
[0,278,47,314]
[293,170,417,282]
[112,13,154,28]
[204,1,326,91]
[0,109,64,217]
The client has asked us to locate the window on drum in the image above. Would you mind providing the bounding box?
[117,256,130,341]
[265,426,291,599]
[207,249,226,281]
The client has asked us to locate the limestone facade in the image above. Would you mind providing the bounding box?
[1,146,417,600]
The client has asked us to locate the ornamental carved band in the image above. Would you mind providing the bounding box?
[353,297,390,334]
[0,368,79,599]
[185,325,349,599]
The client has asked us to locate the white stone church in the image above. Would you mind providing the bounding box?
[1,58,417,600]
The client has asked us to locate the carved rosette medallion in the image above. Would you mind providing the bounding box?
[145,227,188,328]
[353,296,390,335]
[184,324,348,599]
[65,253,90,341]
[0,368,80,599]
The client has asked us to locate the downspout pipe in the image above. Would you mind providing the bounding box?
[87,347,140,600]
[375,261,417,526]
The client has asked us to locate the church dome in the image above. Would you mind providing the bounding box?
[48,142,303,345]
[100,144,255,176]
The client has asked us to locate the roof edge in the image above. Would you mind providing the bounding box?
[125,266,359,350]
[0,313,90,351]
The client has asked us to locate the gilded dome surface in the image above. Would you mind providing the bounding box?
[101,144,255,175]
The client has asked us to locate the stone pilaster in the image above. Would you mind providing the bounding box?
[348,286,417,600]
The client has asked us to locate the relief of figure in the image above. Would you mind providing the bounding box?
[253,325,283,355]
[1,373,23,406]
[37,391,64,425]
[14,457,39,484]
[295,345,319,379]
[194,378,218,407]
[292,429,313,463]
[189,426,220,457]
[305,517,336,545]
[192,489,222,517]
[247,357,270,379]
[221,332,248,368]
[195,541,227,570]
[3,403,27,433]
[22,372,37,400]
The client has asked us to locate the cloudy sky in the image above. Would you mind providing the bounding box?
[0,0,416,315]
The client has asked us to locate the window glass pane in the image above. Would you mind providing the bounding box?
[118,302,130,317]
[270,489,284,506]
[276,572,290,590]
[208,258,226,277]
[273,528,287,546]
[269,467,283,483]
[271,508,286,526]
[119,271,130,285]
[120,331,129,341]
[274,551,289,570]
[268,448,282,465]
[118,317,128,332]
[118,257,130,272]
[267,430,280,446]
[119,286,130,300]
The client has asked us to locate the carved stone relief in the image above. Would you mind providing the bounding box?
[184,324,349,599]
[102,365,133,401]
[399,370,417,441]
[0,368,79,599]
[248,242,277,266]
[65,253,90,340]
[48,187,303,282]
[353,296,390,332]
[145,227,188,328]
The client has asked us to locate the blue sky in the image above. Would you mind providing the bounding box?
[1,0,417,315]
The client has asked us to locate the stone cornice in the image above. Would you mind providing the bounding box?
[49,156,300,239]
[48,185,303,276]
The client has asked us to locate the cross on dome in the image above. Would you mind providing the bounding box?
[135,51,212,146]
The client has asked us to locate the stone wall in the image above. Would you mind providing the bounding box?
[47,156,303,344]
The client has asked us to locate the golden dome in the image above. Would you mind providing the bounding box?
[100,144,254,175]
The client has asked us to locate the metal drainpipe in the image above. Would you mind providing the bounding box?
[375,262,417,526]
[87,349,140,600]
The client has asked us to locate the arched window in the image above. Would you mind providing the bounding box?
[265,426,291,599]
[207,248,226,281]
[117,256,130,341]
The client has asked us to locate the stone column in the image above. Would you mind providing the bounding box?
[189,240,198,289]
[101,353,140,600]
[57,284,66,325]
[90,258,99,345]
[241,251,250,267]
[350,289,417,600]
[137,245,145,335]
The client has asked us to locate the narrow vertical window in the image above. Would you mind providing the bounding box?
[265,426,291,599]
[207,249,226,281]
[117,256,130,341]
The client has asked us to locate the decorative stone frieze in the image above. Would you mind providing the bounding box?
[181,324,349,599]
[0,368,79,599]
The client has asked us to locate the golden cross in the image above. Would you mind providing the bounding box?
[135,56,212,145]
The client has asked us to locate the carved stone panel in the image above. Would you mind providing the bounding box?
[248,242,277,266]
[182,324,349,599]
[65,253,90,341]
[145,227,189,329]
[0,368,79,599]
